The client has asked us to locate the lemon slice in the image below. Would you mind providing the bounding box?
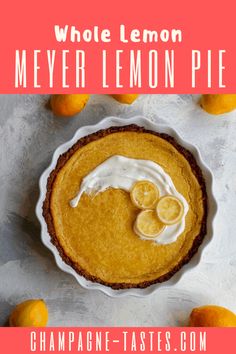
[135,210,165,238]
[130,180,159,209]
[156,195,184,225]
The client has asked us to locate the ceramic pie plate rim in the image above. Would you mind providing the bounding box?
[36,116,217,297]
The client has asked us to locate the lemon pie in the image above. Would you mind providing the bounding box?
[43,125,207,289]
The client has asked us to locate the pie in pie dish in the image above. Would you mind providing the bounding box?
[43,125,207,289]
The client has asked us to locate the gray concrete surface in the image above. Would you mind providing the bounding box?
[0,94,236,326]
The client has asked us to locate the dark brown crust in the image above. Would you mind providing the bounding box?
[43,124,208,289]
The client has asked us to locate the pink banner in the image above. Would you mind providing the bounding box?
[0,327,235,353]
[0,0,235,93]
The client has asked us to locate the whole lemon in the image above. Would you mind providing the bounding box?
[200,94,236,115]
[50,94,90,117]
[189,305,236,327]
[9,299,48,327]
[111,94,139,104]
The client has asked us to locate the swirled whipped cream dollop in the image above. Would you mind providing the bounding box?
[70,155,189,244]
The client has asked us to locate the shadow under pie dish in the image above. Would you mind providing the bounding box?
[41,121,210,291]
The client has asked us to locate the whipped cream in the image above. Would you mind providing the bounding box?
[70,155,189,244]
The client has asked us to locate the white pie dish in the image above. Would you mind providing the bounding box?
[36,116,217,297]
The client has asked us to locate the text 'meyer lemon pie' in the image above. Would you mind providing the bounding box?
[43,125,207,289]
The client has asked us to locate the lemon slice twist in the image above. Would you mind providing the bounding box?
[130,180,159,209]
[156,195,184,225]
[135,210,166,238]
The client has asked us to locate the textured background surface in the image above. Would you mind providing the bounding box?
[0,94,236,326]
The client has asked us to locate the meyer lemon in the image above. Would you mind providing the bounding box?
[189,305,236,327]
[200,94,236,115]
[111,94,139,104]
[9,299,48,327]
[50,94,90,117]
